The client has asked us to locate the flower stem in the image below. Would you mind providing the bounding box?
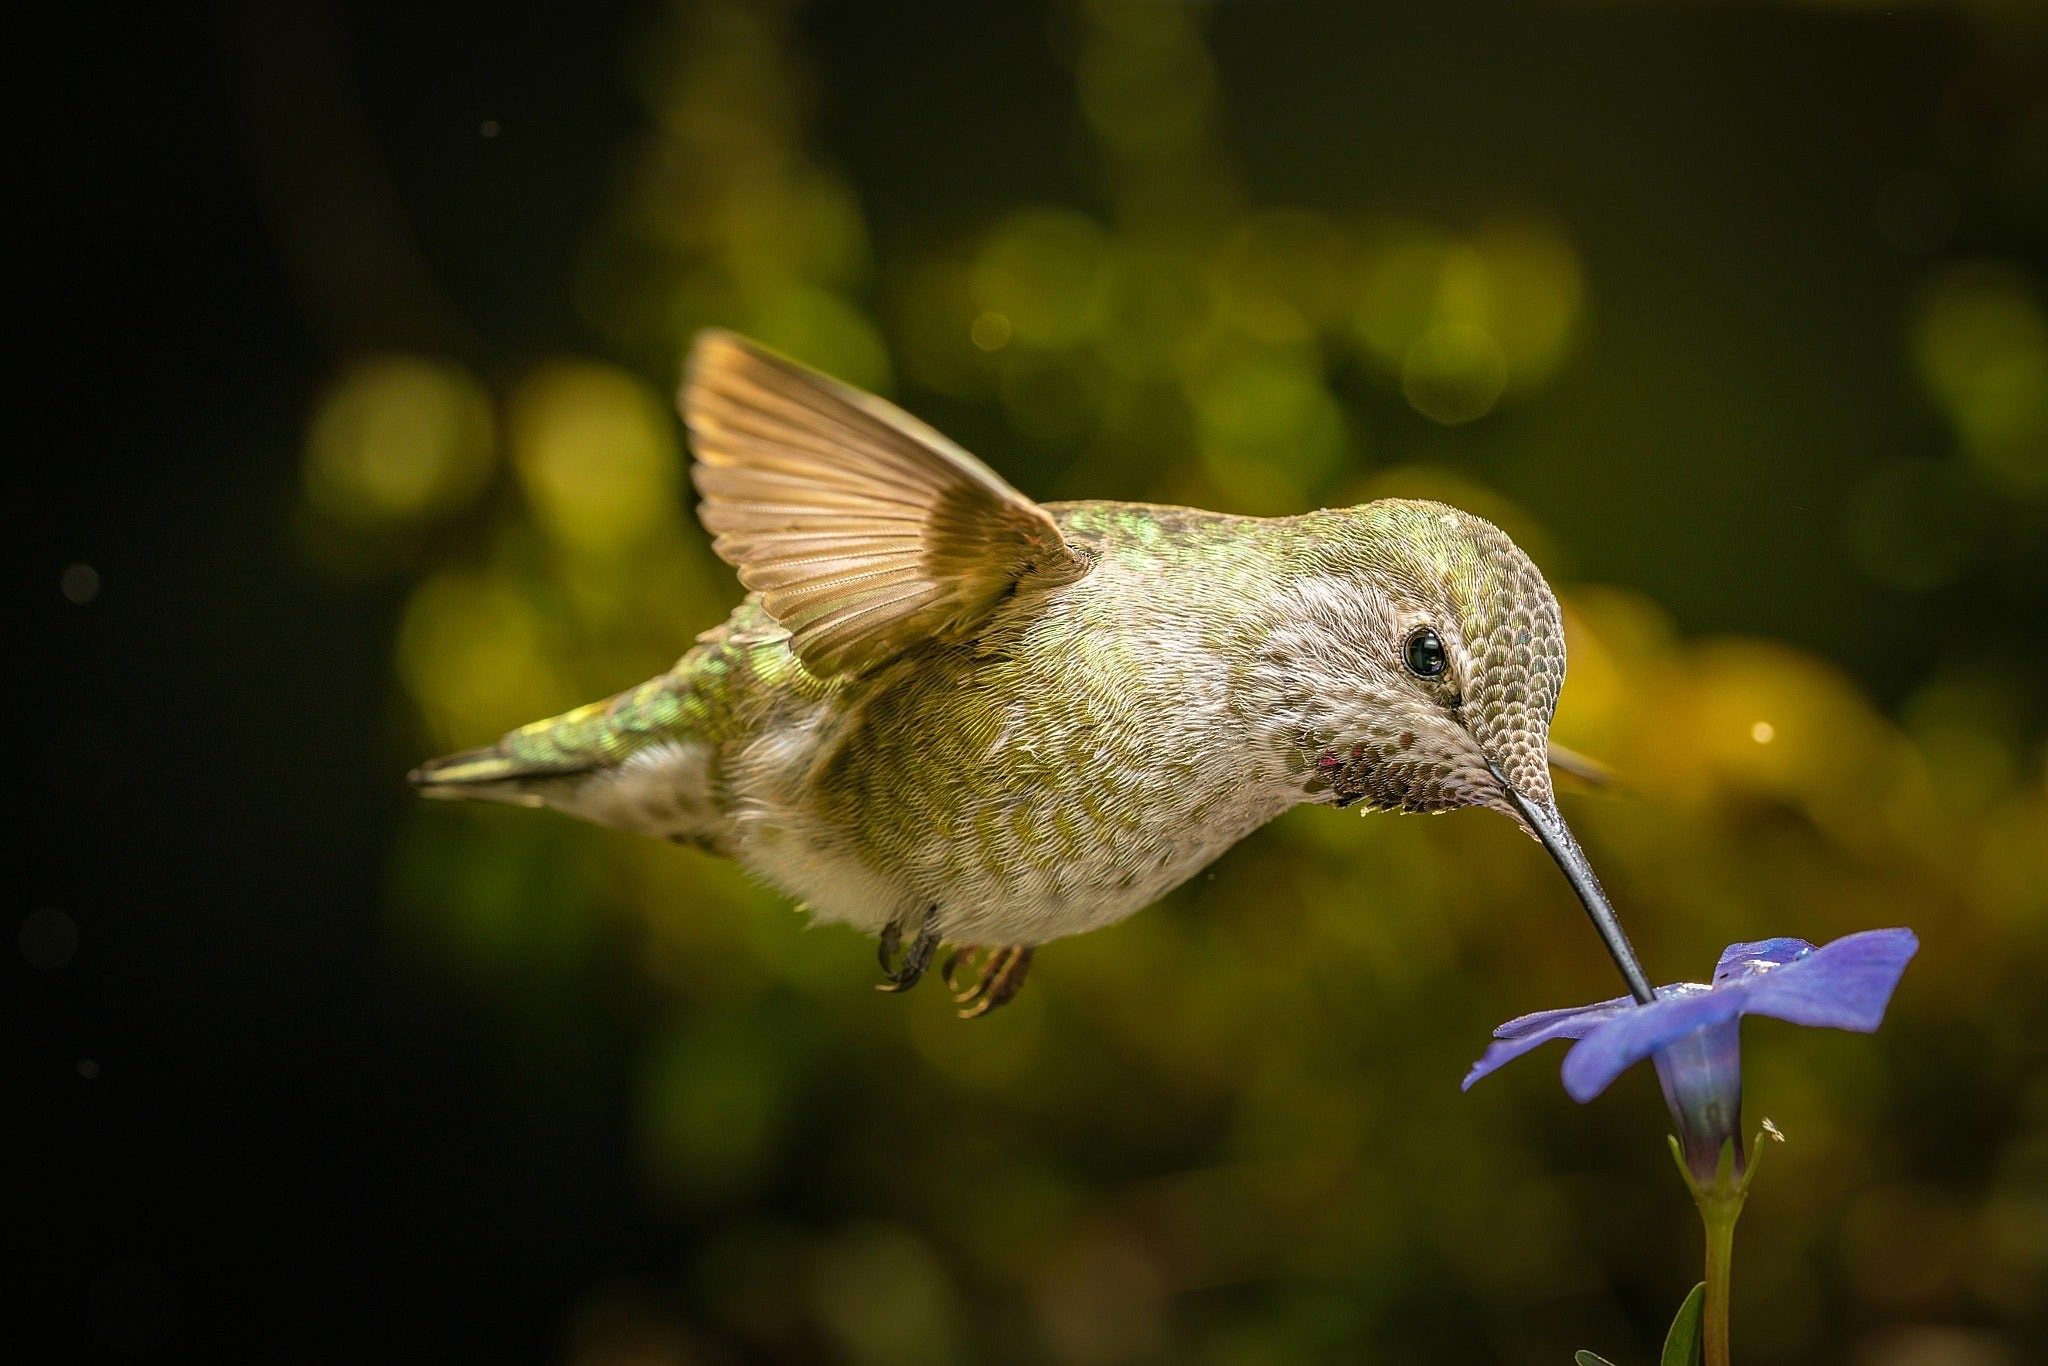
[1699,1194,1740,1366]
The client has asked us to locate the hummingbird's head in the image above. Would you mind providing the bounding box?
[1254,498,1655,1002]
[1258,499,1561,818]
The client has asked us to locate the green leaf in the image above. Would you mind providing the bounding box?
[1574,1352,1618,1366]
[1661,1282,1707,1366]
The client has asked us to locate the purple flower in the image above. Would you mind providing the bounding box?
[1463,929,1918,1183]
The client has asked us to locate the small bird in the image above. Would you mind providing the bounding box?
[411,332,1655,1016]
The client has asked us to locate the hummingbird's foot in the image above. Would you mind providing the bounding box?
[876,905,939,993]
[940,944,980,994]
[952,945,1033,1019]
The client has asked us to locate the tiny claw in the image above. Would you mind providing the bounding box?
[957,946,1033,1019]
[877,906,938,993]
[954,949,1001,1008]
[941,945,980,995]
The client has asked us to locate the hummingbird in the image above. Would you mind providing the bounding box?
[411,331,1656,1016]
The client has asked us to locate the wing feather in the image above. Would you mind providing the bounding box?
[682,331,1090,676]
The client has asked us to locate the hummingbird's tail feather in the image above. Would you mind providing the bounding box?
[407,744,587,806]
[405,604,822,847]
[408,672,698,812]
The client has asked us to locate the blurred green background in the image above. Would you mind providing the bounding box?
[28,1,2047,1362]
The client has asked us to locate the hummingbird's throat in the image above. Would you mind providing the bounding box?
[1309,739,1460,814]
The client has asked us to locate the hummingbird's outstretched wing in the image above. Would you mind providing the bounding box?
[682,330,1091,677]
[1547,742,1617,790]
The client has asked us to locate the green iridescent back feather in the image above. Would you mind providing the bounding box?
[408,597,838,793]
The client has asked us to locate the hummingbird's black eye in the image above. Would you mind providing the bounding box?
[1403,628,1448,679]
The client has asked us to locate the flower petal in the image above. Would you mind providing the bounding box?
[1712,937,1815,985]
[1736,928,1918,1032]
[1466,985,1712,1091]
[1559,988,1747,1102]
[1462,1003,1623,1091]
[1491,995,1636,1042]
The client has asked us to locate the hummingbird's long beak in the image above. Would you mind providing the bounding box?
[1489,761,1657,1005]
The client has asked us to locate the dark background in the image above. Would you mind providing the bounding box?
[24,2,2047,1362]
